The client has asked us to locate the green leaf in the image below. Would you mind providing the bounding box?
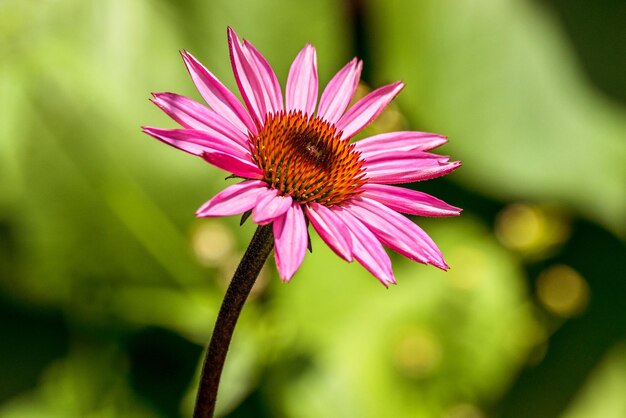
[369,0,626,235]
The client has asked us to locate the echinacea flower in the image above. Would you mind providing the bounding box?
[143,27,460,286]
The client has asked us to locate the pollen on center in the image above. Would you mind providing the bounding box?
[250,111,367,206]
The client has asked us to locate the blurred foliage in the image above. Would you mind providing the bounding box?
[0,0,624,418]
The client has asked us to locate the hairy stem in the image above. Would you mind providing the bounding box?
[193,224,274,418]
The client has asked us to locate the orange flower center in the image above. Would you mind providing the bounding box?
[250,111,366,206]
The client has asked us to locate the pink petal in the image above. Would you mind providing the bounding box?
[243,39,283,114]
[318,58,362,124]
[354,131,448,159]
[228,28,278,125]
[336,81,404,140]
[333,208,396,286]
[196,180,267,217]
[286,44,318,115]
[345,197,448,270]
[151,93,248,147]
[142,127,250,159]
[365,150,451,164]
[361,184,461,217]
[305,203,353,261]
[201,150,264,179]
[273,203,308,282]
[365,157,461,184]
[252,189,293,225]
[181,51,256,135]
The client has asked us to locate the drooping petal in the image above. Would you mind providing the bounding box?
[150,93,248,147]
[345,197,448,270]
[252,189,293,225]
[318,58,362,124]
[333,208,395,286]
[286,44,318,115]
[196,180,267,217]
[336,81,404,140]
[361,184,461,217]
[201,150,264,179]
[354,131,448,159]
[180,51,256,135]
[365,157,461,184]
[142,127,250,159]
[305,203,353,261]
[228,27,280,124]
[243,39,283,114]
[273,203,308,281]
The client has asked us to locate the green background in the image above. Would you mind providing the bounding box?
[1,0,625,417]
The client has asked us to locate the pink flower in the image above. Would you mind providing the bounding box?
[143,27,461,286]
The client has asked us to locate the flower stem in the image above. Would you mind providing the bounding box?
[193,224,274,418]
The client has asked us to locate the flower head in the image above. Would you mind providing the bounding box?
[143,27,461,286]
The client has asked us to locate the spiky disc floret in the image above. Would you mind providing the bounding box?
[250,110,367,206]
[144,28,461,284]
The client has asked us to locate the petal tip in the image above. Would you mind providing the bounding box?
[379,274,396,288]
[227,26,240,45]
[141,126,155,135]
[434,259,450,271]
[179,50,191,61]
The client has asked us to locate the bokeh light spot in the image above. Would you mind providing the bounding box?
[219,252,270,300]
[495,203,570,258]
[536,264,589,317]
[190,220,235,267]
[392,326,441,379]
[443,403,485,418]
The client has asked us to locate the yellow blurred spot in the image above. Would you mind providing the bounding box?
[219,252,270,300]
[443,403,485,418]
[392,326,441,379]
[351,83,406,136]
[495,203,570,258]
[496,204,541,249]
[350,84,370,106]
[190,221,235,267]
[536,264,589,317]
